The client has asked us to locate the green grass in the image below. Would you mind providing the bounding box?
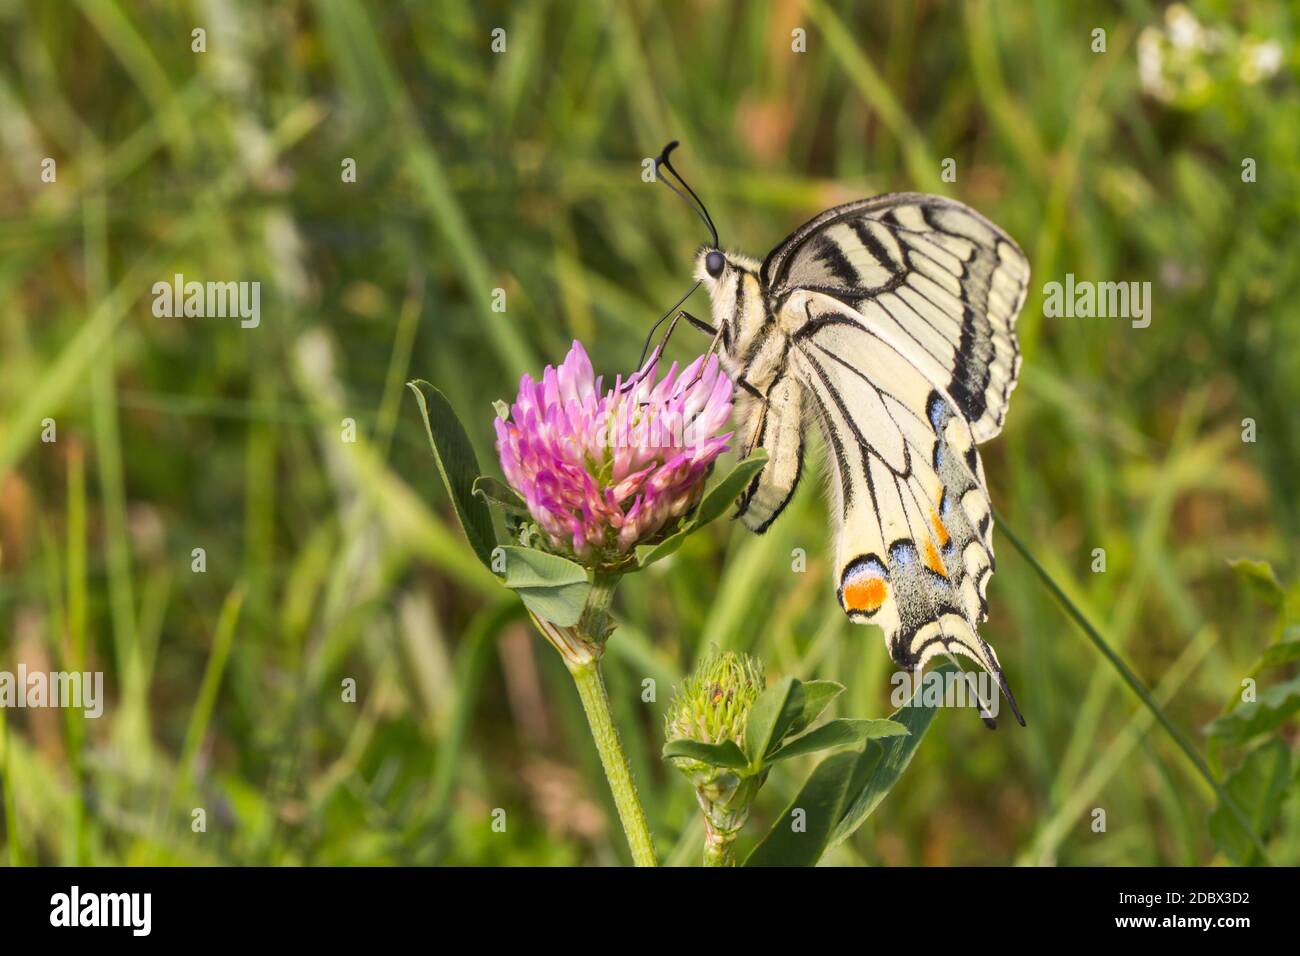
[0,0,1297,866]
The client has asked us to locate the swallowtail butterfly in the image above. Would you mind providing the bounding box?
[646,143,1029,726]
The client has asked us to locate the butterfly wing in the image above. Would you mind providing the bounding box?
[732,374,805,533]
[758,192,1029,723]
[762,193,1029,443]
[788,298,1023,724]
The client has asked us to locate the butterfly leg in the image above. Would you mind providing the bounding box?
[621,310,688,392]
[684,311,725,367]
[651,310,717,363]
[679,310,718,336]
[656,311,727,395]
[681,310,733,392]
[622,309,721,394]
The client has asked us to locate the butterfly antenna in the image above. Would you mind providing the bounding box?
[621,143,719,391]
[625,281,701,390]
[655,141,719,248]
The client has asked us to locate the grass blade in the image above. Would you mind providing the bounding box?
[995,510,1275,865]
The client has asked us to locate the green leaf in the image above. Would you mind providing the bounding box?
[511,583,591,627]
[828,665,948,846]
[1228,558,1284,607]
[690,449,768,529]
[407,381,498,570]
[1205,675,1300,745]
[767,718,908,763]
[472,475,528,514]
[1209,740,1291,865]
[743,676,804,767]
[497,546,591,627]
[662,738,749,770]
[787,680,845,736]
[635,451,769,569]
[743,749,861,867]
[634,534,690,569]
[1254,627,1300,670]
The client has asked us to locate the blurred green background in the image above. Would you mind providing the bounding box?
[1,0,1298,866]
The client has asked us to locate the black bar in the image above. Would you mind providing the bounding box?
[0,866,1282,941]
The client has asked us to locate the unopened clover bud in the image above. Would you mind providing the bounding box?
[664,650,767,865]
[666,650,764,750]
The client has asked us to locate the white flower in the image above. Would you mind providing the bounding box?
[1166,4,1204,51]
[1240,39,1284,84]
[1138,28,1173,101]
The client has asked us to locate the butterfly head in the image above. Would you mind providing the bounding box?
[703,249,726,279]
[694,247,759,287]
[695,247,765,360]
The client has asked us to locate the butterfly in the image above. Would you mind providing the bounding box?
[645,143,1029,726]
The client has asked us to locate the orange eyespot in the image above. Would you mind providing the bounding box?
[843,576,887,613]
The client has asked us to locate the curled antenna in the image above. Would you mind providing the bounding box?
[623,142,720,379]
[655,141,719,247]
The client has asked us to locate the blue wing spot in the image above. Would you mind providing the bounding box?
[842,554,888,581]
[889,540,918,567]
[927,392,949,431]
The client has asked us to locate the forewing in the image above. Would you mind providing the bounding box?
[762,193,1029,443]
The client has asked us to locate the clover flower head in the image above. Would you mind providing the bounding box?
[494,341,733,565]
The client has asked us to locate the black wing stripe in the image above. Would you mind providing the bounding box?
[798,316,993,495]
[797,347,907,479]
[913,210,1007,430]
[814,234,860,286]
[749,438,804,533]
[810,339,931,433]
[874,293,958,370]
[849,218,904,274]
[803,316,950,435]
[798,370,855,520]
[893,282,963,349]
[896,230,1002,431]
[762,194,1026,443]
[807,376,889,560]
[794,351,890,558]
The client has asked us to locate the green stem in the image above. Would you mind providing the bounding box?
[567,658,659,867]
[995,510,1275,866]
[702,819,736,867]
[579,571,619,643]
[529,574,658,865]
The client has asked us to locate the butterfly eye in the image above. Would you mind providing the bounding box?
[705,250,726,278]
